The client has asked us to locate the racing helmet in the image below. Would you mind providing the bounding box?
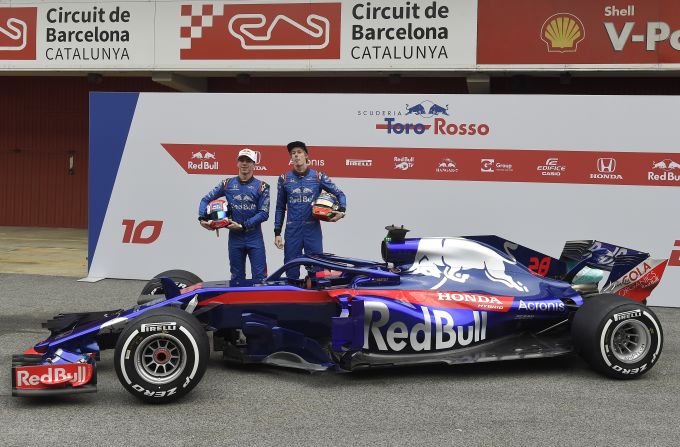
[312,192,339,221]
[206,199,230,228]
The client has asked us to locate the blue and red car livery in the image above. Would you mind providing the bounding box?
[12,227,669,403]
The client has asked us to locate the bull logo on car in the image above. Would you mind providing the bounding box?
[407,238,530,292]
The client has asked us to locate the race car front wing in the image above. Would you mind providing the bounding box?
[11,350,97,397]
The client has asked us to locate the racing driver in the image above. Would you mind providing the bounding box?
[198,148,270,284]
[274,141,346,279]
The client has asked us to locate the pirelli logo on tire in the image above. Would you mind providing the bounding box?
[613,309,642,322]
[140,322,177,332]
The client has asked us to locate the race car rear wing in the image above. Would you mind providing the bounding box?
[559,240,668,302]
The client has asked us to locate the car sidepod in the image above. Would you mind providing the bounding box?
[331,284,578,371]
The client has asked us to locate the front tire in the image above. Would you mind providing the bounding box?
[572,294,663,379]
[114,307,209,403]
[138,269,203,305]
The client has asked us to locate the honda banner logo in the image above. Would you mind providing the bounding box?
[597,157,617,173]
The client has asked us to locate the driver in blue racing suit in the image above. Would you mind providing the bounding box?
[274,141,346,280]
[199,148,270,284]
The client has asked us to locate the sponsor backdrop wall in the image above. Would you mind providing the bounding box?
[89,92,680,308]
[3,0,680,71]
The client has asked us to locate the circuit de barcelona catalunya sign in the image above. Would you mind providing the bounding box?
[0,0,475,70]
[4,0,680,71]
[88,92,680,307]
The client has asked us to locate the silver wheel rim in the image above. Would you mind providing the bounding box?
[610,319,651,364]
[135,333,187,384]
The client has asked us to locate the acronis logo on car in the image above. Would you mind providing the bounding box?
[375,100,491,136]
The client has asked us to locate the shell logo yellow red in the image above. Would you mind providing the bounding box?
[541,13,585,52]
[477,0,680,64]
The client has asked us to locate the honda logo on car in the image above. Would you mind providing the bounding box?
[437,292,505,311]
[363,301,487,352]
[15,364,91,389]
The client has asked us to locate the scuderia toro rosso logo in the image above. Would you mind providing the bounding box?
[368,100,490,136]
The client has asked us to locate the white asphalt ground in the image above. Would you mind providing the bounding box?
[1,273,679,447]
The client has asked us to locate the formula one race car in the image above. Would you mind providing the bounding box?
[12,227,668,403]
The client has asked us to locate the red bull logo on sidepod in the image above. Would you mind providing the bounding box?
[373,100,491,136]
[363,300,488,352]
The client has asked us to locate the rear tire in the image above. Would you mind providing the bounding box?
[138,270,203,305]
[572,294,662,379]
[114,307,209,403]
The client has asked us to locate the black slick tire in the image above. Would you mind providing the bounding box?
[572,294,663,379]
[114,307,209,403]
[138,270,203,304]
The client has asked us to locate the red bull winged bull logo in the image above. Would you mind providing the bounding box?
[407,238,530,293]
[435,158,458,173]
[405,100,449,118]
[189,150,219,170]
[649,158,680,182]
[374,100,490,137]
